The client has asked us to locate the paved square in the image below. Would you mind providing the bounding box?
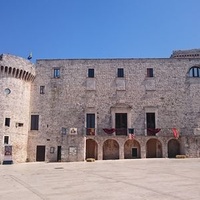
[0,159,200,200]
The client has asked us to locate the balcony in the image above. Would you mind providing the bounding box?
[85,128,134,136]
[84,127,185,138]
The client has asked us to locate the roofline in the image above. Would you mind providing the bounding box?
[36,57,200,62]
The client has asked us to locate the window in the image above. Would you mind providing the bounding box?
[117,68,124,77]
[31,115,39,130]
[4,136,9,144]
[146,113,155,129]
[86,114,95,135]
[40,86,45,94]
[115,113,127,135]
[86,114,95,128]
[189,67,200,77]
[88,69,94,78]
[54,68,60,78]
[146,113,156,136]
[5,118,10,127]
[147,68,154,77]
[16,123,23,127]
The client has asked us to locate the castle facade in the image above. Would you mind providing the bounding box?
[1,50,200,163]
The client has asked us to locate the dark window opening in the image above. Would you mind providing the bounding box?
[147,68,154,77]
[31,115,39,130]
[5,118,10,127]
[117,68,124,77]
[40,86,45,94]
[189,67,200,77]
[115,113,127,135]
[88,69,94,78]
[146,113,156,135]
[86,114,95,135]
[16,123,23,127]
[4,136,9,144]
[54,68,60,78]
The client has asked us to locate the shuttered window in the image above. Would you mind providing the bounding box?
[86,114,95,128]
[117,68,124,77]
[88,69,94,77]
[31,115,39,130]
[147,68,154,77]
[5,118,10,127]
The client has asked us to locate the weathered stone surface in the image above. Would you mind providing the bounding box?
[1,51,200,163]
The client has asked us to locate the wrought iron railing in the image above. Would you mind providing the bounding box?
[83,127,191,137]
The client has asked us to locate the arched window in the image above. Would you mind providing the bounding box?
[189,66,200,77]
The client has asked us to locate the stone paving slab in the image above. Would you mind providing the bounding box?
[0,158,200,200]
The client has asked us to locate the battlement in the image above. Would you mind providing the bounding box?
[171,49,200,58]
[0,54,35,82]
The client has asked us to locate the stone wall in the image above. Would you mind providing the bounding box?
[28,57,200,162]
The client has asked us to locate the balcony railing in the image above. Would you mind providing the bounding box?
[84,127,187,137]
[85,128,133,136]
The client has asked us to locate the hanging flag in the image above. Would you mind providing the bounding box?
[103,128,115,134]
[172,128,179,139]
[147,128,161,136]
[27,52,32,60]
[129,133,135,140]
[87,128,95,135]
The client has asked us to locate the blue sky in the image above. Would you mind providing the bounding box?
[1,0,200,62]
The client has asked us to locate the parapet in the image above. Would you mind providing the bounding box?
[170,49,200,59]
[0,54,35,82]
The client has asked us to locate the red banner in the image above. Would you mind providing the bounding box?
[129,133,135,140]
[172,128,179,139]
[103,128,115,134]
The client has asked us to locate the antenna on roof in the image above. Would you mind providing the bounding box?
[27,52,32,60]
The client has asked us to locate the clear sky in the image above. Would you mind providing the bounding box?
[1,0,200,62]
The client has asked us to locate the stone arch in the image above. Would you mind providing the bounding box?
[22,70,26,80]
[146,138,162,158]
[5,66,8,74]
[16,69,19,78]
[27,73,32,81]
[168,139,180,158]
[8,67,12,74]
[19,70,23,79]
[86,139,98,160]
[103,139,119,160]
[24,72,29,80]
[12,68,16,76]
[124,139,141,159]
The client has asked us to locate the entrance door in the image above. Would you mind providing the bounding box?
[132,148,138,157]
[36,145,45,161]
[57,146,61,161]
[115,113,127,135]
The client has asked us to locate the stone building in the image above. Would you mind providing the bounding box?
[1,50,200,163]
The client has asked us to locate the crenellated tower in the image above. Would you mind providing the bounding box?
[0,54,35,163]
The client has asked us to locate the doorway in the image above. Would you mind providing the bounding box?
[168,139,180,158]
[146,139,162,158]
[86,139,98,160]
[57,146,61,161]
[36,145,45,161]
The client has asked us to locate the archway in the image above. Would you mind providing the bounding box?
[124,139,141,159]
[146,138,162,158]
[103,139,119,160]
[168,139,180,158]
[86,139,98,160]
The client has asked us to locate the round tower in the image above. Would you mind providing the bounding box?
[0,54,35,163]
